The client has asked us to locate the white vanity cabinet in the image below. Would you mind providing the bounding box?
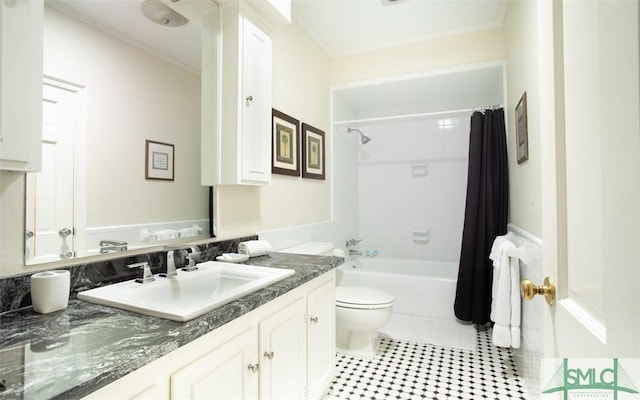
[0,0,43,172]
[202,3,273,186]
[83,270,336,400]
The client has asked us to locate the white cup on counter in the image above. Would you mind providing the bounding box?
[30,270,71,314]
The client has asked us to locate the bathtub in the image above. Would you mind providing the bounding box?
[337,258,459,321]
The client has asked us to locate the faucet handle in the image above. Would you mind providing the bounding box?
[181,255,198,272]
[128,262,155,284]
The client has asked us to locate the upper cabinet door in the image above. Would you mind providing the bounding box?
[202,3,272,186]
[240,16,272,185]
[0,0,43,172]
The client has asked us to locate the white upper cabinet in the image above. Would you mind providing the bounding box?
[0,0,43,172]
[201,2,274,186]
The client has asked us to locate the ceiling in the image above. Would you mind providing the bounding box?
[48,0,203,72]
[49,0,507,72]
[292,0,508,57]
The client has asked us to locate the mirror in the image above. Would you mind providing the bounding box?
[25,0,210,265]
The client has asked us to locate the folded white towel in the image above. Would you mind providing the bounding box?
[178,227,197,238]
[155,229,179,241]
[140,229,153,242]
[238,240,271,257]
[489,235,521,349]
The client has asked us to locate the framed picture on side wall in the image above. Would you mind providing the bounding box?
[272,109,300,176]
[145,140,174,181]
[516,92,529,164]
[301,123,325,180]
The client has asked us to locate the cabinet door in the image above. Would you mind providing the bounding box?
[259,297,306,399]
[239,16,271,185]
[82,363,170,400]
[307,280,336,400]
[0,0,43,171]
[171,326,259,399]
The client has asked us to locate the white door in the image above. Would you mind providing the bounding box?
[543,0,639,375]
[25,78,85,264]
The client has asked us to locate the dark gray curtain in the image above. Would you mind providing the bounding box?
[454,109,509,324]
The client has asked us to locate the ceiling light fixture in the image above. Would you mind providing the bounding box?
[141,0,188,27]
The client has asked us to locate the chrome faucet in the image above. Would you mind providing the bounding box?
[160,250,179,278]
[348,249,363,256]
[182,254,198,272]
[160,246,200,277]
[128,262,155,284]
[99,240,128,253]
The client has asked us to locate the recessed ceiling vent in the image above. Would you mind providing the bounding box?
[141,0,188,27]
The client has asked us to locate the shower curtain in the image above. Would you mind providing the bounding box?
[454,108,509,324]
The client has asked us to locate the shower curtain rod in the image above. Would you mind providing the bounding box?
[334,105,505,126]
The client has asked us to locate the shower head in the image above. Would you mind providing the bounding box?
[347,128,372,145]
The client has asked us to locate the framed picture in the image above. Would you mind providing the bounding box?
[301,123,325,180]
[516,92,529,164]
[145,140,174,181]
[272,109,300,176]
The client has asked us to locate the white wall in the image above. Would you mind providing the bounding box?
[357,115,469,262]
[503,1,543,239]
[503,1,547,397]
[331,27,505,85]
[215,19,332,238]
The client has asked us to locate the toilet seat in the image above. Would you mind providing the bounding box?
[336,286,394,310]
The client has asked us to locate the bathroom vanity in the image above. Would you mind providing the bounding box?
[0,253,339,399]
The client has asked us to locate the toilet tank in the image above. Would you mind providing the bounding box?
[279,241,335,256]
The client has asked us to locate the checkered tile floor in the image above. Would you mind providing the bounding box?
[325,325,529,400]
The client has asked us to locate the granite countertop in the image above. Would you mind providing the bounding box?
[0,253,341,400]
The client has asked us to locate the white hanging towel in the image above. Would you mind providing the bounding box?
[489,235,521,348]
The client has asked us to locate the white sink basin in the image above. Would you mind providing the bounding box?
[78,261,295,322]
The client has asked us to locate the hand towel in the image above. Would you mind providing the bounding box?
[238,240,272,257]
[489,235,521,348]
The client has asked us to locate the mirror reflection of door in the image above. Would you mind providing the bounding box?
[25,77,86,265]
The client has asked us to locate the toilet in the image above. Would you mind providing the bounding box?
[280,241,394,359]
[335,286,394,358]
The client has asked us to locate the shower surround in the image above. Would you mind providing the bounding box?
[356,114,470,263]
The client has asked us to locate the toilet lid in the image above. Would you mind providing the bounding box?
[336,286,394,308]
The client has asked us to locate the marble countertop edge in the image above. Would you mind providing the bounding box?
[0,253,343,400]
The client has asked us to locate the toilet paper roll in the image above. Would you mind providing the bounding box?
[30,270,70,314]
[333,249,345,257]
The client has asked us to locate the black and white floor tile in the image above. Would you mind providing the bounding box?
[325,325,528,400]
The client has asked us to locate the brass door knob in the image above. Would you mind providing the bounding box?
[520,276,556,306]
